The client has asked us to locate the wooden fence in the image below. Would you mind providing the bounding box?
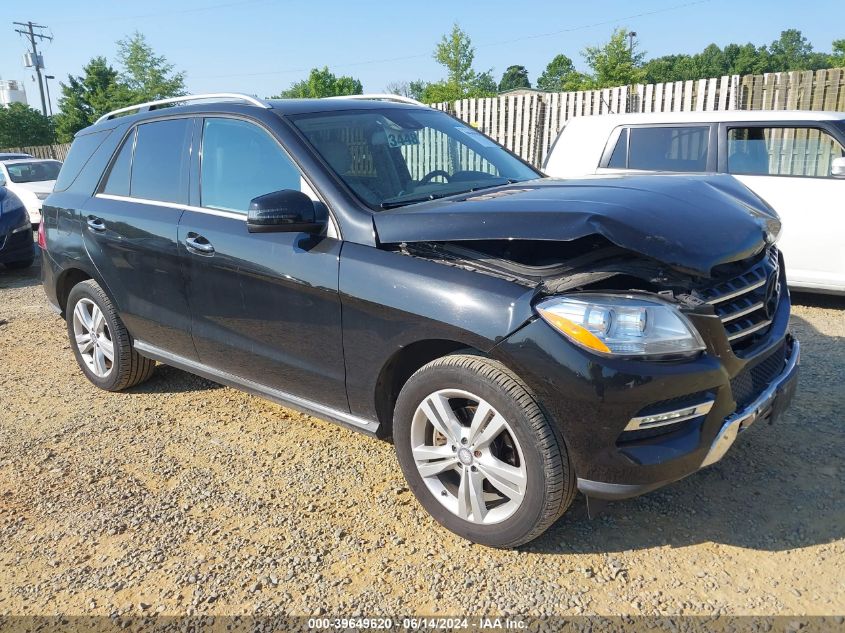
[3,68,843,169]
[0,143,71,161]
[435,67,845,167]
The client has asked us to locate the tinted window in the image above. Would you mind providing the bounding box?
[101,129,135,196]
[5,160,62,183]
[607,128,628,168]
[627,126,709,172]
[728,126,845,177]
[54,130,110,192]
[130,119,192,203]
[201,118,302,213]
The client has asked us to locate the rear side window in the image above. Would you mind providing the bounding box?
[101,129,135,196]
[53,130,111,192]
[200,118,302,213]
[130,119,192,203]
[624,126,709,172]
[727,126,845,177]
[607,128,628,168]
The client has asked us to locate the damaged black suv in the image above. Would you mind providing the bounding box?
[41,94,799,547]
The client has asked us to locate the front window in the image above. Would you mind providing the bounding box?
[289,108,539,209]
[5,160,62,183]
[727,126,845,177]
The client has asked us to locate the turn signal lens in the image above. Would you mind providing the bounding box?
[536,309,611,354]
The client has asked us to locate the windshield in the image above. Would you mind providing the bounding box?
[290,108,539,209]
[5,160,62,184]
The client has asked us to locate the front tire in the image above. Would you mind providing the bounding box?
[393,354,575,548]
[66,280,155,391]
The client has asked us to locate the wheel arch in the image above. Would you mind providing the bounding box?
[373,339,486,438]
[55,264,110,317]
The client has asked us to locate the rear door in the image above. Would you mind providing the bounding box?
[84,117,197,359]
[178,116,348,410]
[720,122,845,292]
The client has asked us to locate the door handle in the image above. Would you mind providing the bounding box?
[86,216,106,232]
[185,233,215,255]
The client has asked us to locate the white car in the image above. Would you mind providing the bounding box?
[543,110,845,295]
[0,158,62,226]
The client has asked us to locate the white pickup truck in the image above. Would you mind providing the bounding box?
[543,110,845,295]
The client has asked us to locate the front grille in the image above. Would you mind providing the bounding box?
[730,341,787,407]
[698,247,781,351]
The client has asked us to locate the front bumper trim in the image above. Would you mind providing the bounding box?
[577,337,800,501]
[700,338,800,467]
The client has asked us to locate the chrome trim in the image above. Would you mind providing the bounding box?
[133,341,380,435]
[95,93,271,124]
[624,400,714,432]
[701,339,800,468]
[720,301,765,322]
[727,318,773,341]
[11,224,31,234]
[706,277,767,305]
[95,193,244,220]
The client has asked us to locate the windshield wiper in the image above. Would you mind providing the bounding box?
[380,194,446,210]
[379,179,522,210]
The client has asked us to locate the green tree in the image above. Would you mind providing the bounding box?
[0,103,55,147]
[723,43,771,75]
[273,67,363,98]
[832,39,845,66]
[116,32,186,102]
[498,65,530,92]
[54,56,134,142]
[768,29,815,71]
[419,23,496,102]
[536,54,589,91]
[582,28,646,88]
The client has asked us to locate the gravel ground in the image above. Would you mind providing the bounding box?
[0,256,843,620]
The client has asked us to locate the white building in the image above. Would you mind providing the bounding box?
[0,80,28,106]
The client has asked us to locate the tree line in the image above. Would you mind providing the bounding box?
[1,25,843,149]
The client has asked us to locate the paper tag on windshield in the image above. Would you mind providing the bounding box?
[386,130,419,148]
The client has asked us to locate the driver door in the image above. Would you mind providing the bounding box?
[178,116,349,411]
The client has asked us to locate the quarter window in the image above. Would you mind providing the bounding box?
[200,118,303,213]
[101,129,135,197]
[130,119,192,204]
[622,126,709,172]
[727,126,845,177]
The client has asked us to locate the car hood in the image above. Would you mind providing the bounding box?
[372,174,781,277]
[12,180,56,195]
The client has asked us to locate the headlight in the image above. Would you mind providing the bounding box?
[536,294,705,357]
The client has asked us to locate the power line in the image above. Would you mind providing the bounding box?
[192,0,712,80]
[13,21,53,116]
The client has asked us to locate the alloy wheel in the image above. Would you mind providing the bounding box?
[72,298,114,378]
[410,388,527,525]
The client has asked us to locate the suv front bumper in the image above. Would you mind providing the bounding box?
[577,337,799,500]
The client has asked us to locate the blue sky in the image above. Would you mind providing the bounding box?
[1,0,841,112]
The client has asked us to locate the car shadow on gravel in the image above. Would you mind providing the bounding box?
[127,364,224,394]
[529,307,844,556]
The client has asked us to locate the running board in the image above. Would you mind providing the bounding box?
[133,341,381,436]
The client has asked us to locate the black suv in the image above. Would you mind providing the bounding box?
[41,94,799,547]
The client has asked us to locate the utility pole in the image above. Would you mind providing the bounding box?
[13,21,53,116]
[626,31,638,113]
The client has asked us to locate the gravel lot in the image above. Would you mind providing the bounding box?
[1,255,843,620]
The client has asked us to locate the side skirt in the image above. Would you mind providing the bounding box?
[133,341,381,437]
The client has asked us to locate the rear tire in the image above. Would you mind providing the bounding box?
[393,354,575,548]
[66,280,155,391]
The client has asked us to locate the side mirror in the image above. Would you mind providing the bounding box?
[246,189,324,234]
[831,156,845,178]
[0,173,6,186]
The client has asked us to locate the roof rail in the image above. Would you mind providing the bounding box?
[95,93,271,124]
[323,94,427,107]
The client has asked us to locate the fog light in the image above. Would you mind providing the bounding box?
[624,400,714,432]
[637,407,697,427]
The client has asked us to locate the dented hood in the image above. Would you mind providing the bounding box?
[373,174,781,277]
